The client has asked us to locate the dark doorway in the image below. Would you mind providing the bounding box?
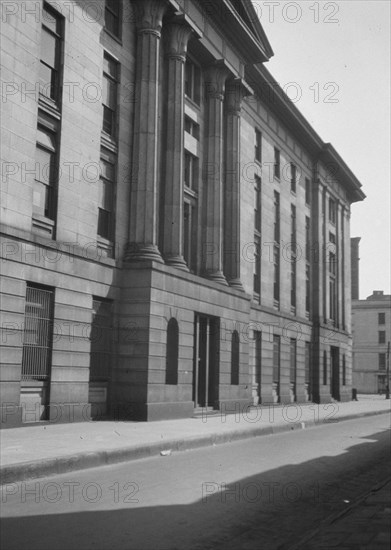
[193,314,220,408]
[330,346,340,400]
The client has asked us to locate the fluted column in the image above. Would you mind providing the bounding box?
[162,19,193,270]
[224,79,250,291]
[126,0,167,262]
[203,61,230,284]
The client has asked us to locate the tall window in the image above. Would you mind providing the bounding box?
[184,152,198,191]
[290,205,297,309]
[33,113,59,228]
[185,58,201,104]
[90,298,113,382]
[378,312,386,325]
[305,216,311,314]
[22,284,54,381]
[290,338,296,387]
[105,0,121,38]
[379,331,386,344]
[102,53,118,138]
[255,129,262,163]
[98,149,115,242]
[273,335,280,392]
[305,177,311,205]
[273,192,280,304]
[290,163,297,193]
[329,233,337,322]
[323,350,328,385]
[231,331,240,385]
[274,191,280,242]
[166,319,179,385]
[254,175,262,232]
[39,3,63,103]
[274,148,280,179]
[253,175,262,298]
[379,353,386,371]
[329,198,336,224]
[183,151,198,271]
[254,331,262,397]
[305,341,311,388]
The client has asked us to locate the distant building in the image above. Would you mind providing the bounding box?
[1,0,365,428]
[352,289,391,393]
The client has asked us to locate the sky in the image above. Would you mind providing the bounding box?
[252,0,390,299]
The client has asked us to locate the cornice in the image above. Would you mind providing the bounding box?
[247,63,366,204]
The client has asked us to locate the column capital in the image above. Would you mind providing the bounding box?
[225,78,253,116]
[133,0,168,35]
[204,61,231,100]
[164,18,194,62]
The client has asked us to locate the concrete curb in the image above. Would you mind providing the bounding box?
[1,409,389,486]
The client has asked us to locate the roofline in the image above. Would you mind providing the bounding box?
[247,64,366,203]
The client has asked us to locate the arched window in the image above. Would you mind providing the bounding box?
[231,331,240,385]
[166,318,179,385]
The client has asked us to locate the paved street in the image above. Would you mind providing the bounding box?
[1,415,390,550]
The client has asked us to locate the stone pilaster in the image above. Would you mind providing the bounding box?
[126,0,167,262]
[162,18,193,270]
[224,79,250,291]
[203,61,230,284]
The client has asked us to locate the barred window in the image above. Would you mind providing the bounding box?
[22,284,54,380]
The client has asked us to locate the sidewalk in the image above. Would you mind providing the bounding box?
[1,396,389,485]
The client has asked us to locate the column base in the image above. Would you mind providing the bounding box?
[125,242,164,263]
[228,278,245,292]
[165,255,189,271]
[207,270,229,285]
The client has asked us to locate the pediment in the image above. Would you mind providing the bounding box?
[227,0,273,59]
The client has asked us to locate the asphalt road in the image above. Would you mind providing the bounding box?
[1,414,390,550]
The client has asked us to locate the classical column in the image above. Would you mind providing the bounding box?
[126,0,167,262]
[224,79,250,291]
[203,61,230,285]
[162,19,193,270]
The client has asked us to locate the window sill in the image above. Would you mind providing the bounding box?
[38,95,61,118]
[103,28,123,45]
[185,95,201,111]
[97,237,114,259]
[101,132,118,151]
[32,214,55,238]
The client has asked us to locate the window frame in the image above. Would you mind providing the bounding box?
[185,58,201,106]
[39,2,63,105]
[102,53,119,140]
[290,163,297,193]
[105,0,122,40]
[33,112,59,226]
[255,129,262,164]
[378,312,386,325]
[98,148,116,243]
[274,147,280,180]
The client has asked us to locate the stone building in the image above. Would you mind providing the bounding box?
[352,289,391,394]
[0,0,365,427]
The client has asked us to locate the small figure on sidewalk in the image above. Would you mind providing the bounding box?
[352,388,358,401]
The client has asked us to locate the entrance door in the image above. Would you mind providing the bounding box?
[330,346,340,400]
[193,315,219,408]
